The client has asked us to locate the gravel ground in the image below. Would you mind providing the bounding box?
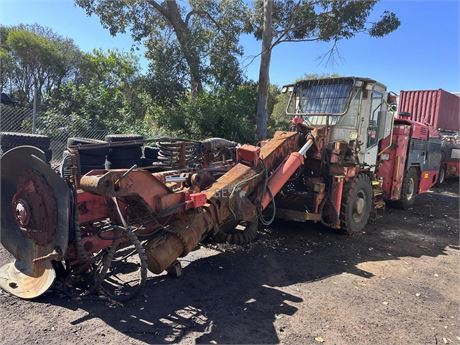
[0,181,459,345]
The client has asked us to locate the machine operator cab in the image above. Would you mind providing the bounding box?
[282,77,395,168]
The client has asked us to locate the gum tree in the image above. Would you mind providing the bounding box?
[252,0,401,140]
[76,0,251,98]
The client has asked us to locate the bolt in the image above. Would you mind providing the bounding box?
[15,199,30,226]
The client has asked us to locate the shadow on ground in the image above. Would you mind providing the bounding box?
[39,181,459,344]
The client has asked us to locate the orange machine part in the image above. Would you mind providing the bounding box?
[261,152,304,209]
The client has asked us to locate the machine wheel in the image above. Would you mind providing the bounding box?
[213,220,259,245]
[395,167,419,209]
[437,166,445,185]
[340,174,372,235]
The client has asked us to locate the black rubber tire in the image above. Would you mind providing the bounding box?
[105,134,144,143]
[437,166,445,185]
[0,132,50,150]
[144,146,159,159]
[67,137,109,159]
[80,164,106,174]
[340,174,373,235]
[213,220,259,245]
[67,137,106,146]
[108,146,143,160]
[0,145,52,162]
[79,153,107,165]
[105,159,141,170]
[82,147,109,157]
[395,167,419,209]
[44,148,52,163]
[0,145,13,154]
[140,157,157,167]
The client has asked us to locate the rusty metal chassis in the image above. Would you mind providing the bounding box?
[66,162,233,267]
[66,125,371,276]
[274,123,362,229]
[68,131,302,274]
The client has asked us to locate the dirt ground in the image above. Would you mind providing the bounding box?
[0,181,459,345]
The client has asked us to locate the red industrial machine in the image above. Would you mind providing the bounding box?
[0,77,444,301]
[439,133,460,182]
[398,89,460,182]
[376,116,441,208]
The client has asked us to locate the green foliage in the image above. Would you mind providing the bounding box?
[1,24,82,106]
[296,73,342,82]
[145,39,188,106]
[369,11,401,37]
[153,83,258,143]
[251,0,400,46]
[7,29,60,72]
[78,49,138,85]
[250,0,399,139]
[1,0,401,146]
[268,91,290,135]
[75,0,251,100]
[40,50,159,138]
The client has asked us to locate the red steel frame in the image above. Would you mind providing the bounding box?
[419,170,438,193]
[378,119,441,201]
[378,124,411,200]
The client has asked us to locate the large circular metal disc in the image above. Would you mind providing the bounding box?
[0,146,69,299]
[0,261,56,299]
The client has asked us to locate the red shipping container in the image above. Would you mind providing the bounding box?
[398,89,460,132]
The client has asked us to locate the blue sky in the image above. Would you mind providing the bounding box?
[1,0,459,92]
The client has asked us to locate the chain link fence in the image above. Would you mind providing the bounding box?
[1,103,110,165]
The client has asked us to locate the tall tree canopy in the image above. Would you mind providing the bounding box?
[41,49,152,138]
[252,0,401,140]
[75,0,251,98]
[0,24,82,106]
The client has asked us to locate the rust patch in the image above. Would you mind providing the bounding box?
[12,170,57,246]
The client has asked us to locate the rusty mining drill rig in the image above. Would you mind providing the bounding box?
[0,76,442,300]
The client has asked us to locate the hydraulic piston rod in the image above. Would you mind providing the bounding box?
[260,138,313,209]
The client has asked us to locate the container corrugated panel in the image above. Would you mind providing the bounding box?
[398,89,460,132]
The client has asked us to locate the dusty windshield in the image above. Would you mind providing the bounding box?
[287,79,354,125]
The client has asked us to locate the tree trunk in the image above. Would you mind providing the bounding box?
[256,0,273,141]
[164,1,203,98]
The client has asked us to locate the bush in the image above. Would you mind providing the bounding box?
[154,83,258,143]
[268,92,290,136]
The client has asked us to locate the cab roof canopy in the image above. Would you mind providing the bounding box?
[281,76,386,92]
